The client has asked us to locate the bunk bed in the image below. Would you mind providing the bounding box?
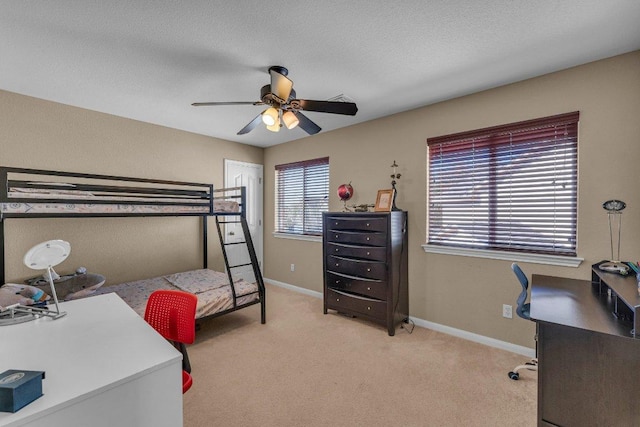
[0,166,266,325]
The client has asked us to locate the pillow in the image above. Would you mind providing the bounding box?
[0,283,50,309]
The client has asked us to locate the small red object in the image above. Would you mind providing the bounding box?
[182,370,193,393]
[337,183,353,201]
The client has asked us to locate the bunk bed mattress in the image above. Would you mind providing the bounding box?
[92,269,258,318]
[0,187,240,216]
[2,202,210,215]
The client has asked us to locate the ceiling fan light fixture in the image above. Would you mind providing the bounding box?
[282,111,299,129]
[261,107,278,126]
[266,122,280,132]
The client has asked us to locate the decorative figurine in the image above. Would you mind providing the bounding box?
[390,160,401,210]
[350,204,374,212]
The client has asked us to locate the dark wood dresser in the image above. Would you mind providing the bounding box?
[322,211,408,336]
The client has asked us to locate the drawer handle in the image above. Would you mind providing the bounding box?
[335,248,339,252]
[366,237,370,241]
[336,298,340,302]
[367,268,371,272]
[367,287,371,291]
[367,306,371,310]
[335,222,339,225]
[366,223,370,227]
[336,263,340,267]
[367,251,370,255]
[335,235,339,238]
[336,280,340,284]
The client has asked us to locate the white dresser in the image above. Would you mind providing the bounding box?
[0,293,183,427]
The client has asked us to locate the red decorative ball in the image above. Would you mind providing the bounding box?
[337,183,353,201]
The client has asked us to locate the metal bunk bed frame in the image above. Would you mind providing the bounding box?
[0,166,265,324]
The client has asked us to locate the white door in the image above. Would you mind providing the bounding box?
[224,159,264,281]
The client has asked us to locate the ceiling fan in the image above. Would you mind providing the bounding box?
[192,66,358,136]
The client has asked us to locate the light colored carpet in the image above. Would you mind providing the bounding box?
[184,283,536,427]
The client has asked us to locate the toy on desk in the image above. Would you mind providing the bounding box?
[599,261,630,276]
[0,283,49,307]
[22,240,71,319]
[26,268,105,301]
[0,240,73,326]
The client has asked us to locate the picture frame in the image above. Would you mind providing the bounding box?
[374,189,395,212]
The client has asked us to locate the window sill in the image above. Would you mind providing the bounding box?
[273,232,322,243]
[421,244,583,267]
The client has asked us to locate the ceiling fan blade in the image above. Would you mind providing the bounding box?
[192,101,262,106]
[294,99,358,115]
[296,112,321,135]
[270,68,293,103]
[237,113,264,135]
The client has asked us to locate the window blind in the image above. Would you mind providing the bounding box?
[275,157,329,235]
[427,112,579,256]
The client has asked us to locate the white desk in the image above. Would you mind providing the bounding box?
[0,293,183,427]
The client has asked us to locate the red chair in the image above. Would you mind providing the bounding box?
[144,290,198,393]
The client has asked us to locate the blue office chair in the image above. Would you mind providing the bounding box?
[508,263,538,380]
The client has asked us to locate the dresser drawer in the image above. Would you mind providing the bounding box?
[325,216,387,232]
[326,288,386,319]
[326,255,386,280]
[326,271,386,300]
[325,230,387,246]
[326,242,386,262]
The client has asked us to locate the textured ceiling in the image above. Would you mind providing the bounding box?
[2,1,640,148]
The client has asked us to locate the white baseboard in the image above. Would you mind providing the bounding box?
[265,278,536,358]
[409,317,535,357]
[266,277,323,299]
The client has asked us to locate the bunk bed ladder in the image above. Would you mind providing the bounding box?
[214,214,266,324]
[238,214,266,324]
[214,216,239,306]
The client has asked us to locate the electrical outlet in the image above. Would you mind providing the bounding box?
[290,264,295,272]
[502,304,513,319]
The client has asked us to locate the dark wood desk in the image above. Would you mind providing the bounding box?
[530,274,640,427]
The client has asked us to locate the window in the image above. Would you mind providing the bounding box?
[275,157,329,236]
[427,112,579,256]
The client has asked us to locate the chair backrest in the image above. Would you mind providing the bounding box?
[144,290,197,345]
[511,263,530,320]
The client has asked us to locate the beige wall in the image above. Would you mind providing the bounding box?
[264,51,640,348]
[1,90,263,284]
[3,51,639,349]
